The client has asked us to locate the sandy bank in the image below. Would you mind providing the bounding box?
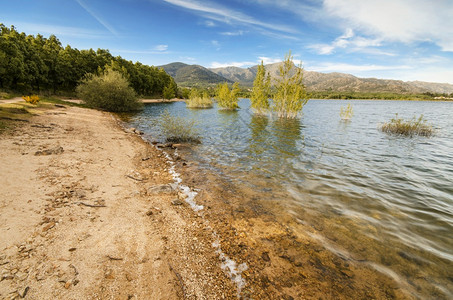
[0,104,236,299]
[0,102,416,299]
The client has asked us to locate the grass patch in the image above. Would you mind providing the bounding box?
[159,110,201,143]
[186,96,213,108]
[0,103,32,134]
[40,97,88,108]
[380,114,434,137]
[186,90,213,108]
[0,92,17,100]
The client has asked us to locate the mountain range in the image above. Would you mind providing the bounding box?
[159,62,453,94]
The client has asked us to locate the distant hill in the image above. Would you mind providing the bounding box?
[159,62,232,86]
[209,62,453,94]
[160,61,453,94]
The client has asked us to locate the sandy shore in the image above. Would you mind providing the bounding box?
[0,104,236,299]
[0,103,414,299]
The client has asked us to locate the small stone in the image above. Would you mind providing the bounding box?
[104,269,114,279]
[146,210,153,216]
[42,222,56,232]
[19,286,29,298]
[261,252,270,262]
[125,272,133,281]
[171,199,183,206]
[64,280,72,289]
[34,146,64,156]
[147,184,175,195]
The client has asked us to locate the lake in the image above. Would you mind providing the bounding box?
[125,99,453,298]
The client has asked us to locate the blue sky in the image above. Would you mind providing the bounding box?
[1,0,453,84]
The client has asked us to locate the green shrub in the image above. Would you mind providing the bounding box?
[186,89,213,108]
[380,114,434,137]
[159,110,201,143]
[216,82,240,110]
[273,51,308,118]
[251,61,271,114]
[162,81,176,100]
[76,67,142,112]
[340,103,353,120]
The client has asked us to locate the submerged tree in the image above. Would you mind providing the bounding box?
[216,82,240,110]
[250,61,271,114]
[273,51,308,118]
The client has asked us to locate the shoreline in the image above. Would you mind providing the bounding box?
[0,103,237,299]
[1,102,422,299]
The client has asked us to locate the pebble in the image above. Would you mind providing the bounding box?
[171,199,184,206]
[64,280,72,289]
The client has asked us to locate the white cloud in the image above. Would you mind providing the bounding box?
[210,61,256,68]
[75,0,118,36]
[204,20,216,27]
[309,28,383,55]
[323,0,453,52]
[221,30,245,36]
[152,44,168,51]
[163,0,297,34]
[258,56,281,65]
[308,62,411,73]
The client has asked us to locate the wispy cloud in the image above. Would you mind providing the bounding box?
[6,21,107,39]
[211,40,221,50]
[75,0,118,36]
[307,62,411,73]
[210,61,256,68]
[152,44,168,51]
[308,29,384,55]
[163,0,297,34]
[204,20,216,27]
[221,30,245,36]
[323,0,453,52]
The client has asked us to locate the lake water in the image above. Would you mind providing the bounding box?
[125,99,453,298]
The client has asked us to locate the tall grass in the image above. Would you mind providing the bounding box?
[158,110,201,143]
[380,114,434,137]
[340,103,353,120]
[186,90,213,108]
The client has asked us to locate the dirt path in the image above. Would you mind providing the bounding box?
[0,105,236,299]
[0,98,24,104]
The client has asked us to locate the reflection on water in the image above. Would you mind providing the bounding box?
[126,99,453,298]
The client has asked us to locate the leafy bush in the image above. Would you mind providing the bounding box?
[273,51,308,118]
[340,103,353,120]
[76,67,142,112]
[159,110,201,143]
[22,95,40,104]
[380,114,434,137]
[186,89,213,108]
[250,61,271,114]
[162,81,177,100]
[216,82,240,110]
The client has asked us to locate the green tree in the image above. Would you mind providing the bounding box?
[162,82,176,99]
[250,61,271,114]
[76,67,142,112]
[273,51,308,118]
[216,82,240,110]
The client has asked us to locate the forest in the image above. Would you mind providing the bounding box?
[0,24,177,97]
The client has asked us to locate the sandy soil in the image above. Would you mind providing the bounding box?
[0,105,235,299]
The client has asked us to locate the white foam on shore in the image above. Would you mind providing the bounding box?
[148,141,247,297]
[212,237,248,297]
[162,149,204,212]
